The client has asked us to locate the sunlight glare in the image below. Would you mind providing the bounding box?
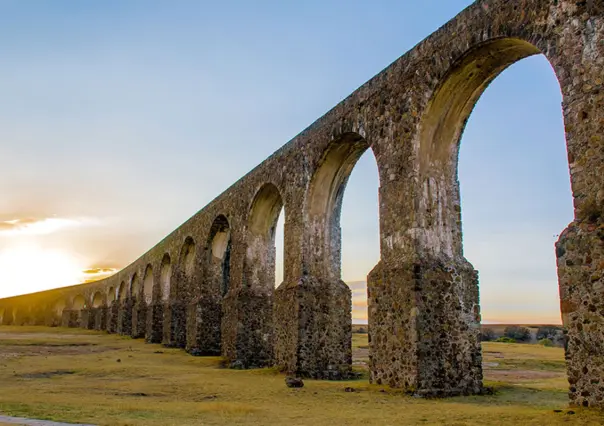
[0,244,85,298]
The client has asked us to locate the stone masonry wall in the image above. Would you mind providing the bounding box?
[0,0,602,407]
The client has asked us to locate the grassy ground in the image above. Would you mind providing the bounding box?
[0,326,601,426]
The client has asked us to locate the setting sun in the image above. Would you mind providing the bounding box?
[0,244,85,298]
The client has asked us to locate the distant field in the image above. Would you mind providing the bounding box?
[0,326,598,426]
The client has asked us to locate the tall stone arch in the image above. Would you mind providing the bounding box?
[223,184,285,368]
[365,1,604,403]
[187,216,232,356]
[117,280,132,336]
[274,132,379,378]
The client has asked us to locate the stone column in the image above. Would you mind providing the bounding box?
[146,302,164,344]
[186,294,222,356]
[273,193,352,379]
[551,7,604,407]
[117,298,133,336]
[107,303,119,333]
[131,299,147,339]
[163,300,186,347]
[221,225,276,368]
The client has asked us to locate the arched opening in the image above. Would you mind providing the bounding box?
[107,287,115,305]
[92,292,104,308]
[304,132,380,376]
[55,300,66,315]
[143,265,154,305]
[118,281,127,301]
[0,308,4,325]
[160,254,171,302]
[130,273,140,301]
[417,37,571,393]
[72,295,86,310]
[307,133,378,281]
[180,237,196,280]
[206,215,231,297]
[246,183,284,293]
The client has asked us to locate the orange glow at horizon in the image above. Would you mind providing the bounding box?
[0,244,87,298]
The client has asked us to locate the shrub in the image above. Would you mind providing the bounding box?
[538,338,554,347]
[495,337,516,343]
[504,326,531,342]
[480,328,496,342]
[536,326,562,340]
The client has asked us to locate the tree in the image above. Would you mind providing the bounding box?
[504,326,531,342]
[480,328,496,342]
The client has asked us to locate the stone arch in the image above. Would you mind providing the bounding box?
[143,265,154,305]
[130,273,141,301]
[245,183,284,291]
[117,281,127,301]
[160,254,171,302]
[54,299,66,315]
[417,38,551,258]
[206,215,231,297]
[180,237,196,280]
[107,286,116,305]
[72,295,86,310]
[307,132,378,281]
[92,291,104,308]
[366,29,593,401]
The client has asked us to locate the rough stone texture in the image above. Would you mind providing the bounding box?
[146,303,164,344]
[0,0,602,407]
[117,299,132,336]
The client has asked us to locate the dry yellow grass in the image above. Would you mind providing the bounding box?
[0,326,601,425]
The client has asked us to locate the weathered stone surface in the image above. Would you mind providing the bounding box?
[0,0,602,407]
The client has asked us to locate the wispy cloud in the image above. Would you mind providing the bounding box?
[81,267,118,283]
[0,217,100,236]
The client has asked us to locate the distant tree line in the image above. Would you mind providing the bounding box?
[480,325,565,346]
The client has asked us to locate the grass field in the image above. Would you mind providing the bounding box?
[0,326,601,425]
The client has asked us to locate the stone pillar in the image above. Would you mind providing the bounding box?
[146,302,164,343]
[94,307,108,331]
[274,276,351,379]
[62,310,78,328]
[557,224,604,409]
[117,298,132,336]
[222,287,274,368]
[273,193,352,379]
[107,303,118,333]
[550,6,604,408]
[368,258,482,395]
[163,301,186,347]
[131,300,147,339]
[186,295,222,356]
[79,309,93,329]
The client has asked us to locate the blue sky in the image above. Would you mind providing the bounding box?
[0,1,572,323]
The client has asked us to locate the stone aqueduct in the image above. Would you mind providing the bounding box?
[1,0,603,407]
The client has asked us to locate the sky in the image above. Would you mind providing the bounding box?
[0,1,572,324]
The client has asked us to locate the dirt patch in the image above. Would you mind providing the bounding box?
[484,369,564,381]
[18,370,75,379]
[0,344,115,360]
